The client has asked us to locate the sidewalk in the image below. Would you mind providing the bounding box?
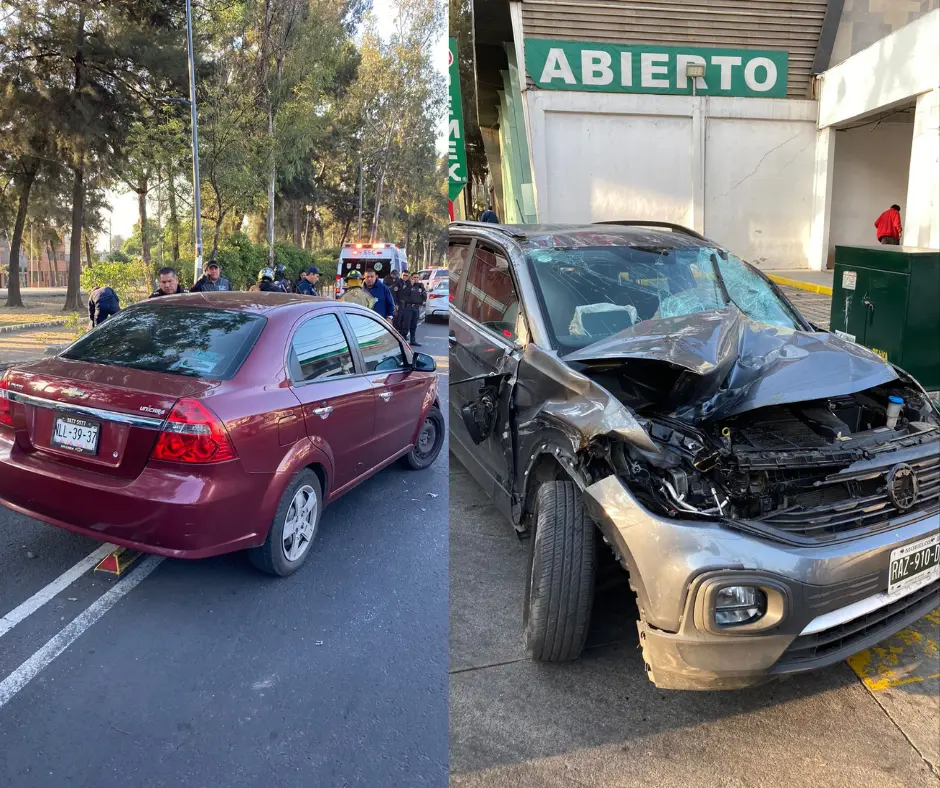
[766,269,834,296]
[0,327,77,369]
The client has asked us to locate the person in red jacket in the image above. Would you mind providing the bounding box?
[874,204,903,245]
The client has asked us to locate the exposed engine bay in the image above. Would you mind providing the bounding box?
[590,374,940,540]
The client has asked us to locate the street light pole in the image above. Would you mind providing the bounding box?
[185,0,204,282]
[357,156,364,243]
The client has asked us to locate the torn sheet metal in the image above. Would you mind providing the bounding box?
[567,308,898,421]
[514,343,658,453]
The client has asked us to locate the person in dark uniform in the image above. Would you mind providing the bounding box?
[393,271,411,334]
[385,270,406,330]
[191,261,232,292]
[88,286,120,328]
[296,266,320,296]
[400,273,427,346]
[148,267,185,298]
[383,268,400,288]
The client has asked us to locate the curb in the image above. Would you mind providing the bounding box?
[0,319,67,334]
[767,275,833,296]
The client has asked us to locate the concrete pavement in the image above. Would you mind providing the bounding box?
[0,320,450,788]
[449,461,940,788]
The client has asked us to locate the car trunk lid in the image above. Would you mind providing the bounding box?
[4,358,216,479]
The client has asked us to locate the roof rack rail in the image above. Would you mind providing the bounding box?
[449,220,528,240]
[592,220,708,241]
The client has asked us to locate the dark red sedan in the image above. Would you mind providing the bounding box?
[0,293,445,576]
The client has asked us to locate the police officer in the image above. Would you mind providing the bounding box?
[296,266,320,296]
[392,271,411,333]
[386,269,405,325]
[191,261,232,292]
[339,270,375,308]
[400,272,427,346]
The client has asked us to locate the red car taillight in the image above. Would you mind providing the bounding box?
[0,373,12,428]
[150,398,236,464]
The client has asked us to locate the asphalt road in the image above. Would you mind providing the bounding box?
[0,318,450,788]
[449,460,940,788]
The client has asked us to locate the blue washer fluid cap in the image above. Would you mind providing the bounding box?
[888,395,904,404]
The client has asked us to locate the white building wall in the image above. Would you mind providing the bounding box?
[817,10,940,129]
[905,88,940,249]
[830,121,914,257]
[525,91,817,268]
[704,118,816,268]
[540,111,694,226]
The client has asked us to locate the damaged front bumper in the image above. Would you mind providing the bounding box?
[582,475,940,690]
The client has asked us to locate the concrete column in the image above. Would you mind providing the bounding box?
[690,96,707,235]
[808,126,836,271]
[903,88,940,249]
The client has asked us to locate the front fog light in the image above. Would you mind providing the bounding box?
[714,585,767,626]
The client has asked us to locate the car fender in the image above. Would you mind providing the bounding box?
[255,439,334,539]
[408,377,441,445]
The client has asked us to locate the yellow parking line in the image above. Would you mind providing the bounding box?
[768,274,833,296]
[847,607,940,691]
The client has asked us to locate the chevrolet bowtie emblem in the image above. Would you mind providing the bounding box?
[59,387,89,399]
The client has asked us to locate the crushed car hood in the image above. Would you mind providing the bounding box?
[565,308,899,421]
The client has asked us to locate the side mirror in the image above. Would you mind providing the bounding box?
[412,352,436,372]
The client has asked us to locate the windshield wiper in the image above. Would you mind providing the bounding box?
[707,250,739,311]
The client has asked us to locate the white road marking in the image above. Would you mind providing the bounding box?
[0,543,115,639]
[0,555,163,710]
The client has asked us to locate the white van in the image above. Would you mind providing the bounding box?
[336,243,409,295]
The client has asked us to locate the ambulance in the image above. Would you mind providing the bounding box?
[336,242,409,295]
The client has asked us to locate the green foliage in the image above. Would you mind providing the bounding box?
[104,250,131,263]
[81,260,153,308]
[212,234,268,290]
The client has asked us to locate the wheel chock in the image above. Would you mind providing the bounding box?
[94,547,144,578]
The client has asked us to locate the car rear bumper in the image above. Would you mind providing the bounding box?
[0,435,273,558]
[583,474,940,690]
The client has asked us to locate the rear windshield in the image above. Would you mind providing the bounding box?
[62,305,266,379]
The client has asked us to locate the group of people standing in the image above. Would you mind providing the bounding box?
[88,260,428,347]
[338,268,427,346]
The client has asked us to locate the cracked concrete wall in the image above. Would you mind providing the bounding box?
[704,119,817,269]
[830,120,914,258]
[525,91,817,268]
[829,0,940,68]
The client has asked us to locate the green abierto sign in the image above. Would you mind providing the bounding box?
[526,40,788,99]
[448,37,468,202]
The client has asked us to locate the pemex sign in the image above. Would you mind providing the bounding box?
[526,40,788,98]
[448,37,468,202]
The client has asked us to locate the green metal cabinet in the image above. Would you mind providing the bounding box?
[830,245,940,391]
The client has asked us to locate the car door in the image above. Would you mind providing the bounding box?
[343,311,427,463]
[448,238,525,512]
[288,311,376,492]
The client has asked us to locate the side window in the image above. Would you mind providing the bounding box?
[447,242,472,311]
[289,314,355,382]
[346,313,407,372]
[464,244,522,341]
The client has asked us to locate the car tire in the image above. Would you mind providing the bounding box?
[523,481,596,661]
[402,405,445,470]
[248,469,322,577]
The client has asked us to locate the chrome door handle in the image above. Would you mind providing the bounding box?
[379,391,392,402]
[312,406,333,419]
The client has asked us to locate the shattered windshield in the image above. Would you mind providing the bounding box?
[525,244,802,354]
